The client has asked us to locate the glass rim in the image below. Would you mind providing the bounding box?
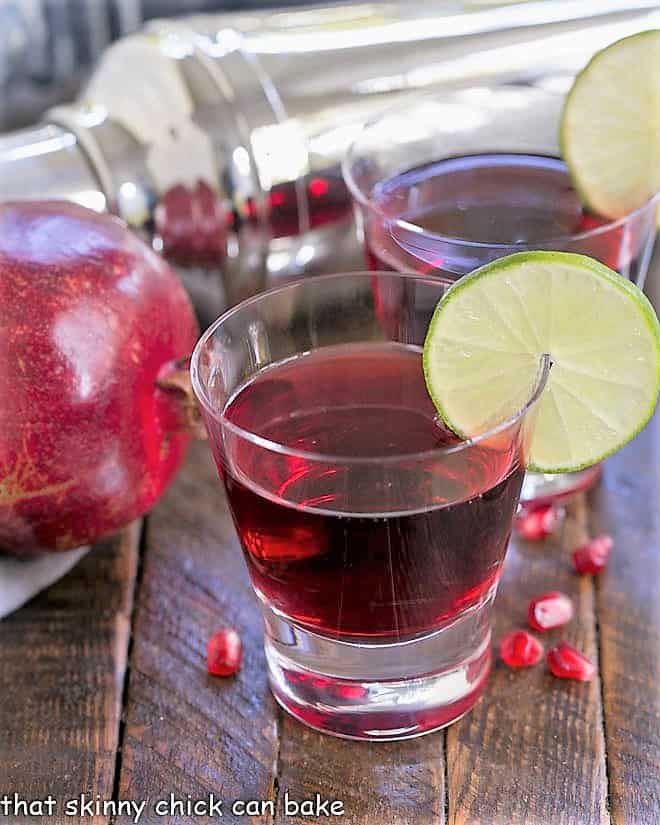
[191,270,552,465]
[341,85,660,249]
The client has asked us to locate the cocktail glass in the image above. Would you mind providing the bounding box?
[343,84,658,503]
[191,271,549,740]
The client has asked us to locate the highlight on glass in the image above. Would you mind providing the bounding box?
[191,271,550,740]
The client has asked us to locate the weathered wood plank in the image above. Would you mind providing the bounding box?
[273,713,445,824]
[119,441,447,824]
[115,419,659,825]
[589,411,660,825]
[446,495,609,825]
[0,523,140,825]
[115,442,278,824]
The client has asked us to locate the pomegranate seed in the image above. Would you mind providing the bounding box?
[572,534,613,575]
[207,628,242,677]
[547,642,596,681]
[335,684,368,700]
[528,591,574,632]
[515,503,559,541]
[500,630,543,668]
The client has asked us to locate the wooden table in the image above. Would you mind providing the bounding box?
[2,412,658,825]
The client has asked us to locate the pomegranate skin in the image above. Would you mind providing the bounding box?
[0,201,199,555]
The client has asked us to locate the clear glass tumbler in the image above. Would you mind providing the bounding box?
[191,271,549,740]
[343,83,659,503]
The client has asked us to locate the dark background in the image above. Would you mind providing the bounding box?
[0,0,347,130]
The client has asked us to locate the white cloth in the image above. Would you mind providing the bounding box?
[0,548,89,618]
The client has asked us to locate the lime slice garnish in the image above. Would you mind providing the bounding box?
[560,30,660,220]
[423,251,660,473]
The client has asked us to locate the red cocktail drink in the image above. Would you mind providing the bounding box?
[223,342,523,639]
[192,272,548,739]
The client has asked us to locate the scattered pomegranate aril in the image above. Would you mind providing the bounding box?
[500,630,544,668]
[528,591,574,632]
[547,642,596,681]
[515,503,559,541]
[572,534,613,575]
[207,628,242,677]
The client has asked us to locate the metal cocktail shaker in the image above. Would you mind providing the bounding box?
[1,0,658,321]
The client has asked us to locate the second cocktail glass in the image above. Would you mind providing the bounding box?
[343,83,659,502]
[191,271,548,740]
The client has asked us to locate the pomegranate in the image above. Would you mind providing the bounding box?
[207,628,242,677]
[155,180,227,268]
[500,630,544,668]
[514,503,559,541]
[0,201,199,555]
[546,642,596,682]
[572,534,613,575]
[527,591,574,632]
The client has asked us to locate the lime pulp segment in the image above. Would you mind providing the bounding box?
[423,251,660,473]
[560,29,660,220]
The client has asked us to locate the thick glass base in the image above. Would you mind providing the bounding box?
[521,464,601,505]
[261,592,494,741]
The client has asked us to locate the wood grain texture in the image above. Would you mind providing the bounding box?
[446,495,609,825]
[273,712,445,824]
[114,442,278,825]
[4,420,657,825]
[589,411,660,825]
[0,523,140,825]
